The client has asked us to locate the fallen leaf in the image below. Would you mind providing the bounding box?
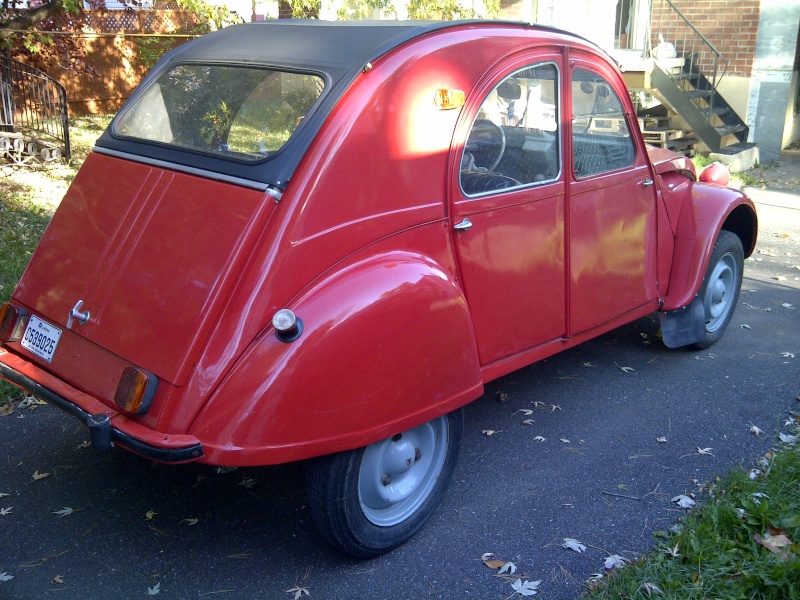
[145,510,157,520]
[782,303,794,309]
[752,492,769,505]
[740,324,751,329]
[496,392,509,403]
[604,555,627,570]
[671,495,695,509]
[482,429,499,436]
[0,493,9,498]
[550,404,561,412]
[513,409,534,416]
[181,518,199,526]
[749,424,763,436]
[782,352,795,359]
[663,543,681,557]
[51,575,64,585]
[696,447,714,456]
[511,578,541,597]
[531,401,545,408]
[52,507,74,518]
[562,538,587,553]
[754,530,792,560]
[560,438,570,444]
[0,507,11,516]
[749,469,761,480]
[498,562,517,575]
[587,572,604,585]
[482,554,507,570]
[776,276,788,282]
[778,433,798,444]
[656,437,667,443]
[0,405,14,417]
[147,582,161,596]
[582,362,596,368]
[286,586,310,599]
[239,478,256,489]
[77,441,91,449]
[616,363,635,373]
[533,436,546,442]
[0,572,13,582]
[32,470,50,481]
[18,397,46,409]
[522,419,535,426]
[642,582,663,596]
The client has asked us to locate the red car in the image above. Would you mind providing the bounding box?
[0,20,756,557]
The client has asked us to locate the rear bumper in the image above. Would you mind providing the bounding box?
[0,348,203,463]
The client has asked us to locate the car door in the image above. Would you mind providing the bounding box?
[451,56,567,367]
[567,59,659,335]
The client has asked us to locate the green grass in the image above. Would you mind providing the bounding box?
[588,429,800,599]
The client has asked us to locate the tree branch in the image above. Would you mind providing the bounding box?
[0,0,65,40]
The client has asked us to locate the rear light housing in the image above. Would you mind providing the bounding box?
[0,303,29,342]
[114,367,158,414]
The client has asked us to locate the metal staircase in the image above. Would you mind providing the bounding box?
[647,0,748,152]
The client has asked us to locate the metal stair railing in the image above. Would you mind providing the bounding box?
[650,0,726,120]
[1,50,70,162]
[648,0,749,151]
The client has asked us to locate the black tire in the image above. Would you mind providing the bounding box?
[690,230,744,350]
[305,409,464,558]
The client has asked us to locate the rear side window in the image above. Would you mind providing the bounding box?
[114,65,325,162]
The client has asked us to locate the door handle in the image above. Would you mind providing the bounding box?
[454,218,473,231]
[642,178,654,187]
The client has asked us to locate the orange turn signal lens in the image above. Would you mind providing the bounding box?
[114,367,158,414]
[433,89,465,110]
[0,303,29,342]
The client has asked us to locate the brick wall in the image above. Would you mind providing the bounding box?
[651,0,759,77]
[500,0,527,21]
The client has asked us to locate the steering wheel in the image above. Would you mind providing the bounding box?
[465,119,506,172]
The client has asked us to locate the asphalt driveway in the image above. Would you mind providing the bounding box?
[1,157,799,600]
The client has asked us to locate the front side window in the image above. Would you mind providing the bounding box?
[571,69,635,178]
[115,65,325,162]
[460,63,560,196]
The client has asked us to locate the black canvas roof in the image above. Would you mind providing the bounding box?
[93,20,572,191]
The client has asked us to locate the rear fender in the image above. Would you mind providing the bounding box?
[661,182,757,313]
[189,251,483,466]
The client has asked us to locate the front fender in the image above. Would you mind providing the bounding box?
[189,251,483,466]
[661,182,757,311]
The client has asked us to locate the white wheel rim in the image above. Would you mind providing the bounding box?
[703,252,738,333]
[358,417,448,527]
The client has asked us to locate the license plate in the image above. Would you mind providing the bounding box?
[21,316,62,363]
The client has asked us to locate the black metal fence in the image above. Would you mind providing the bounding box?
[1,50,70,162]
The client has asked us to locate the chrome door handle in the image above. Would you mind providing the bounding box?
[67,299,90,329]
[454,218,473,231]
[642,178,654,187]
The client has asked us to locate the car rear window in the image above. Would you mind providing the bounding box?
[114,65,325,162]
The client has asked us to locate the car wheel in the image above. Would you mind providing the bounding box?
[305,409,463,558]
[690,230,744,350]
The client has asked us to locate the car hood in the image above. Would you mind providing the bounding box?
[13,152,272,385]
